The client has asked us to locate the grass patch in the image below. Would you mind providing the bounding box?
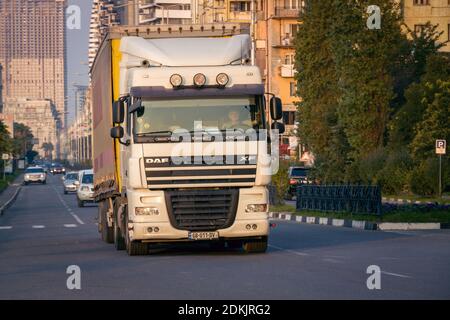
[270,204,296,213]
[0,172,21,194]
[290,210,450,223]
[384,194,450,205]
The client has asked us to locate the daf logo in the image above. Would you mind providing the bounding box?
[146,158,170,164]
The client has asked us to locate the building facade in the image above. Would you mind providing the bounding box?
[0,0,67,128]
[3,98,59,159]
[400,0,450,52]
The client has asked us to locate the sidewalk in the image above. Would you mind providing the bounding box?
[0,174,24,215]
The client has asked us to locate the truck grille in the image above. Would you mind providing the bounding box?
[165,189,239,231]
[144,156,257,188]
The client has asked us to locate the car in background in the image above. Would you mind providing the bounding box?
[62,172,79,194]
[50,164,65,175]
[286,166,311,199]
[76,169,94,207]
[24,166,47,185]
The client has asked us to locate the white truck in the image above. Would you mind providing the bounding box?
[92,24,285,255]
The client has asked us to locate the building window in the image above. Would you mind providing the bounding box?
[284,53,295,65]
[230,1,251,12]
[413,0,429,5]
[283,111,296,125]
[414,24,426,35]
[289,82,297,96]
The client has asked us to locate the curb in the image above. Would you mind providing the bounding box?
[269,212,449,231]
[0,185,22,216]
[382,197,441,205]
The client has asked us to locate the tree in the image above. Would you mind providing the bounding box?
[0,121,12,156]
[331,0,405,161]
[389,54,450,148]
[294,0,350,181]
[12,123,34,158]
[411,80,450,159]
[41,142,54,159]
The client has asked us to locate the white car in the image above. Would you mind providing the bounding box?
[24,167,47,185]
[76,169,94,207]
[62,172,79,194]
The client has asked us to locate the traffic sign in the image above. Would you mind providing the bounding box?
[436,140,446,155]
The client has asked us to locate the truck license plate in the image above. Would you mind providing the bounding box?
[189,231,219,241]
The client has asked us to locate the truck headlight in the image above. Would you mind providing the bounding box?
[135,207,160,216]
[81,186,89,191]
[245,204,268,213]
[24,174,30,179]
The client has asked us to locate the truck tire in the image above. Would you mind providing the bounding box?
[125,214,148,256]
[99,200,114,244]
[77,199,84,207]
[114,222,126,251]
[64,190,68,195]
[242,237,268,254]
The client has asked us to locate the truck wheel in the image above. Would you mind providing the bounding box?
[99,201,114,243]
[114,222,126,251]
[77,199,84,207]
[242,237,268,254]
[64,190,68,195]
[125,214,148,256]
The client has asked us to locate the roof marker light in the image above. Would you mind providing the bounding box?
[170,74,183,87]
[216,73,229,87]
[193,73,207,87]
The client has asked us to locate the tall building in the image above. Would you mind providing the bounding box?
[89,0,122,70]
[400,0,450,52]
[0,0,67,128]
[3,98,59,159]
[74,85,89,119]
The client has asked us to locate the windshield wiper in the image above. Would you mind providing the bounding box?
[136,131,173,137]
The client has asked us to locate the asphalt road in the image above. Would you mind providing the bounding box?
[0,174,449,300]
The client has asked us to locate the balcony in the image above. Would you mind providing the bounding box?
[273,36,295,48]
[228,11,252,21]
[280,64,297,78]
[154,9,192,20]
[274,7,302,19]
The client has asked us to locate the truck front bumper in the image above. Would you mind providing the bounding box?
[126,186,270,242]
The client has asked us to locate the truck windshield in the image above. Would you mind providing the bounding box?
[134,96,264,136]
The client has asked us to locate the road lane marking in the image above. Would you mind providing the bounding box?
[0,226,13,230]
[381,271,412,279]
[268,244,310,256]
[32,225,45,229]
[51,186,85,225]
[64,224,78,228]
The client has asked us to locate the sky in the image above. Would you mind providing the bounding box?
[66,0,93,125]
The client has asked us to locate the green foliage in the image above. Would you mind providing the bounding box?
[376,150,413,194]
[411,80,450,160]
[409,158,446,196]
[294,1,449,196]
[0,121,12,156]
[12,123,34,158]
[271,161,290,205]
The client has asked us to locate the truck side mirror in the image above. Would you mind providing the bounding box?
[110,126,124,139]
[271,122,285,134]
[270,97,283,121]
[113,100,125,124]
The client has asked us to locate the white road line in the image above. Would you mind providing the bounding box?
[32,225,45,229]
[268,244,310,256]
[0,226,13,230]
[381,271,412,279]
[70,213,85,225]
[52,186,85,225]
[64,224,78,228]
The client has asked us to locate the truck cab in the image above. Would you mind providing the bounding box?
[92,25,285,255]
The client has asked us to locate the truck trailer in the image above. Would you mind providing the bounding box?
[92,24,285,255]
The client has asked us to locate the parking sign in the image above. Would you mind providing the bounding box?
[436,140,446,155]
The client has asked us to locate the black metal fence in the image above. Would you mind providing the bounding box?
[296,185,382,215]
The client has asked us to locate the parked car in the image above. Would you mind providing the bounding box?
[24,166,47,185]
[62,172,79,194]
[76,169,94,207]
[286,166,311,199]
